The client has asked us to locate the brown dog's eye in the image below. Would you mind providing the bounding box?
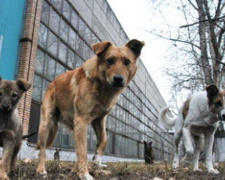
[12,93,18,99]
[106,58,115,65]
[124,59,131,66]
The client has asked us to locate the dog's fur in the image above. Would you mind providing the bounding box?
[159,85,225,174]
[0,77,31,179]
[36,39,144,179]
[144,141,154,164]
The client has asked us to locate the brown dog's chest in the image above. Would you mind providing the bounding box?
[55,69,119,123]
[90,103,113,119]
[0,112,22,147]
[58,97,115,128]
[0,111,19,131]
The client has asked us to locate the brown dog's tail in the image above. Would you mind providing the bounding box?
[36,122,58,150]
[158,106,176,129]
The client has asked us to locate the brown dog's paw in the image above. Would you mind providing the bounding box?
[0,172,9,180]
[77,172,94,180]
[95,169,111,176]
[36,167,47,175]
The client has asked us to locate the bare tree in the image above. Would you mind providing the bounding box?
[148,0,225,105]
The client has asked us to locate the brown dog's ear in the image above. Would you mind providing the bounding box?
[206,84,219,99]
[16,79,31,91]
[91,41,113,56]
[125,39,145,57]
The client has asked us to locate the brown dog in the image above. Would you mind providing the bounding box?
[36,39,144,179]
[0,77,31,179]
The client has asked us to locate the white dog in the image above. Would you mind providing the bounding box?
[159,85,225,174]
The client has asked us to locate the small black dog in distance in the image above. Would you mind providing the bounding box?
[144,141,154,164]
[54,148,61,161]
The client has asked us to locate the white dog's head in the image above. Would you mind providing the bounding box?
[206,84,225,120]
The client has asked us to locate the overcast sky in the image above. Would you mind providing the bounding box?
[107,0,172,103]
[107,0,185,104]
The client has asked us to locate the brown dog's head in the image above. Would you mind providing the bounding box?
[85,39,144,88]
[0,77,31,113]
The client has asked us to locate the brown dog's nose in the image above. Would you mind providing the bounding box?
[113,75,124,84]
[2,104,9,111]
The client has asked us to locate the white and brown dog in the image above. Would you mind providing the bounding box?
[159,85,225,174]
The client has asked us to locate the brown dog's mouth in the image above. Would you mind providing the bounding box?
[111,82,125,88]
[0,109,12,114]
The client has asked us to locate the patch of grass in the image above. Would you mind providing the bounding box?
[8,160,225,180]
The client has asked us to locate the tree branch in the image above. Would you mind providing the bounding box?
[180,15,225,28]
[170,38,200,49]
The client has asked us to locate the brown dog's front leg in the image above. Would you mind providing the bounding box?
[92,116,107,167]
[74,116,93,180]
[0,141,15,180]
[11,144,21,171]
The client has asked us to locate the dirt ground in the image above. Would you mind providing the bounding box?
[9,160,225,180]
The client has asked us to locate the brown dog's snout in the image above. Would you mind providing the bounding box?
[112,75,125,87]
[0,103,11,112]
[1,103,11,111]
[114,75,124,83]
[2,104,10,111]
[0,97,12,112]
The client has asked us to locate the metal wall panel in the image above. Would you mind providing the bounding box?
[0,0,26,80]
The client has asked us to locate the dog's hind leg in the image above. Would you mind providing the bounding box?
[36,91,58,175]
[92,116,107,167]
[182,126,194,158]
[193,135,204,172]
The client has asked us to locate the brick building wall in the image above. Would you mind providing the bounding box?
[18,0,43,134]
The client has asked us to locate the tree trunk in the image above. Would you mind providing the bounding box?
[196,0,214,85]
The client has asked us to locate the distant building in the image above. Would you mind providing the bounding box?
[0,0,173,161]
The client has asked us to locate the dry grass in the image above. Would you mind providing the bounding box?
[9,160,225,180]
